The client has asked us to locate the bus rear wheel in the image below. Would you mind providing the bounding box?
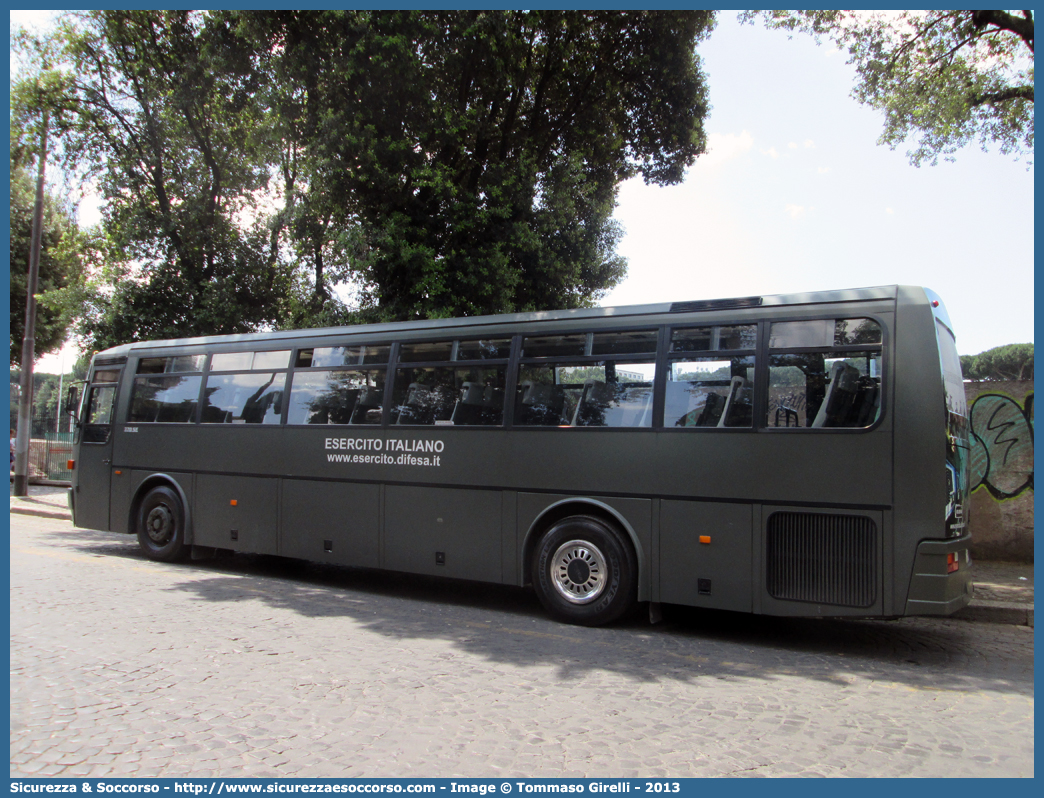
[136,486,189,562]
[532,515,637,626]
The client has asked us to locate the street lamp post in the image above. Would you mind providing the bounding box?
[13,107,48,497]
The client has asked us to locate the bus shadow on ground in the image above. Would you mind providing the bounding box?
[55,526,1033,696]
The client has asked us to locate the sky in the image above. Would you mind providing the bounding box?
[10,11,1035,372]
[603,14,1034,358]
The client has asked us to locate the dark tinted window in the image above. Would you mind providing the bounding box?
[82,374,120,442]
[768,353,881,428]
[287,370,385,425]
[397,341,453,363]
[295,345,390,368]
[515,363,654,428]
[765,317,883,429]
[591,330,657,356]
[665,357,755,428]
[137,355,205,374]
[456,338,512,360]
[391,366,506,426]
[521,334,587,358]
[86,385,116,425]
[769,318,881,349]
[671,324,756,353]
[128,376,202,423]
[201,373,285,424]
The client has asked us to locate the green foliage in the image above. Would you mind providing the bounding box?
[8,165,85,366]
[13,11,297,353]
[232,10,714,321]
[675,365,734,383]
[9,368,82,432]
[960,343,1034,381]
[557,366,608,385]
[744,10,1034,166]
[11,10,714,352]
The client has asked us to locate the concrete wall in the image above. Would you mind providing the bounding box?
[965,381,1033,563]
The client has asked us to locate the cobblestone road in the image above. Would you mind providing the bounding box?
[10,514,1034,778]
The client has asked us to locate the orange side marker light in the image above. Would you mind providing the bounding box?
[230,499,238,506]
[699,536,712,544]
[67,460,75,471]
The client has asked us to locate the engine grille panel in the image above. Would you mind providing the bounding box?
[766,512,877,608]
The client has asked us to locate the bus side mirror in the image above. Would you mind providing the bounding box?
[66,386,80,420]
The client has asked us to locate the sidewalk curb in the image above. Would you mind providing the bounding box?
[952,602,1034,627]
[11,505,71,521]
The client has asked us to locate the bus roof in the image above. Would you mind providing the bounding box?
[94,284,911,357]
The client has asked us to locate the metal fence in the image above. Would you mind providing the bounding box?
[17,413,74,483]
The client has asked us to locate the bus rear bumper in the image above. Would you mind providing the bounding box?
[904,537,974,616]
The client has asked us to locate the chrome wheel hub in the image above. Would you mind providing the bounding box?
[550,540,607,604]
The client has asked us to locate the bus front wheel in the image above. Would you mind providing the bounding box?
[136,486,189,562]
[532,515,637,626]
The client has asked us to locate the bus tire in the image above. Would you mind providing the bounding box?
[136,486,189,563]
[532,515,637,626]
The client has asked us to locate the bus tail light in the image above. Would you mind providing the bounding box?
[67,459,75,471]
[947,552,959,573]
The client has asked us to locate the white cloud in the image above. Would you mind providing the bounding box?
[698,130,754,167]
[817,166,831,174]
[785,204,806,219]
[804,139,815,148]
[788,142,799,149]
[760,146,780,159]
[9,10,59,32]
[885,207,894,215]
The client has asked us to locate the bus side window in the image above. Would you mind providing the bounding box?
[766,318,882,429]
[286,369,385,426]
[81,368,121,442]
[569,369,654,428]
[665,324,757,430]
[665,357,755,428]
[82,385,117,442]
[201,372,287,424]
[514,329,657,428]
[390,366,506,426]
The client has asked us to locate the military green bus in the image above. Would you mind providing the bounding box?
[67,285,972,626]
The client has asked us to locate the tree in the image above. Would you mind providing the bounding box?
[205,10,715,321]
[961,343,1034,381]
[744,10,1034,166]
[8,365,85,434]
[13,11,297,353]
[8,164,84,366]
[13,10,714,344]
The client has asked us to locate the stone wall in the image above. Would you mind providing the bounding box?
[965,380,1033,563]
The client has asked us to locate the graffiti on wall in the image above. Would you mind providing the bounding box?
[969,392,1034,500]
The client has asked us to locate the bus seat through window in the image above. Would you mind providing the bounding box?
[572,380,611,426]
[397,383,431,425]
[450,382,486,425]
[518,382,565,426]
[853,378,881,427]
[351,388,383,425]
[718,377,751,427]
[812,362,860,428]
